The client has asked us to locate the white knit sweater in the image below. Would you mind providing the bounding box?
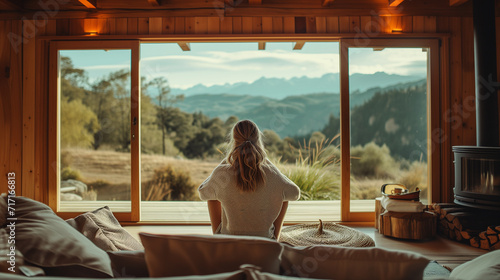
[198,160,300,239]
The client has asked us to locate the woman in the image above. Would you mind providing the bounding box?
[198,120,300,239]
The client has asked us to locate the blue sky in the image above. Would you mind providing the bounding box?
[62,42,427,89]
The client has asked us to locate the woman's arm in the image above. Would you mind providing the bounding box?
[207,200,222,234]
[273,201,289,239]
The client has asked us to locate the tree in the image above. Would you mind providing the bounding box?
[83,70,127,150]
[147,77,184,155]
[60,56,87,102]
[160,107,195,152]
[109,70,132,151]
[60,97,100,148]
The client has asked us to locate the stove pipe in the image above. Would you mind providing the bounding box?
[473,0,499,147]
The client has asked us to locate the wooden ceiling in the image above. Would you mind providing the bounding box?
[0,0,494,19]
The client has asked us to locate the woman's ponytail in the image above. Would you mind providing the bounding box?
[226,120,267,192]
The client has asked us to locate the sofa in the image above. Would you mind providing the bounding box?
[1,195,498,280]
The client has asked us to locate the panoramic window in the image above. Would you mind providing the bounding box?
[138,42,342,221]
[52,39,435,222]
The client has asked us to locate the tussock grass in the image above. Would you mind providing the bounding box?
[277,136,341,200]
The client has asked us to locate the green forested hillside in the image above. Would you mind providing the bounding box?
[174,79,427,160]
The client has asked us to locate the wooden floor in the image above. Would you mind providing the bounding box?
[124,225,486,270]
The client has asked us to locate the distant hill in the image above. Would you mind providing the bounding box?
[174,79,427,140]
[176,94,273,120]
[170,72,425,99]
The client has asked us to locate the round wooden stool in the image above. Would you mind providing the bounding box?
[378,211,437,240]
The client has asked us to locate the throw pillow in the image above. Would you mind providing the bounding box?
[66,206,143,252]
[449,249,500,280]
[281,244,430,280]
[107,250,148,278]
[0,227,24,274]
[139,233,283,277]
[7,196,113,278]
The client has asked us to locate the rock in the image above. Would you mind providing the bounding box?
[60,193,83,201]
[60,180,87,195]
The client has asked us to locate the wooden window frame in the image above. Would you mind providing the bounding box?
[339,38,440,222]
[45,36,442,224]
[48,40,141,221]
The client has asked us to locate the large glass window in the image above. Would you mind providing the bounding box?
[49,41,140,221]
[49,39,439,223]
[138,42,342,222]
[348,47,429,212]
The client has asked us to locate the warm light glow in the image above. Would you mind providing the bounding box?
[86,32,98,36]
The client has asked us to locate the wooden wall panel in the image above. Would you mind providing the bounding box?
[348,16,360,33]
[220,17,232,34]
[22,20,36,199]
[412,16,424,33]
[148,17,161,35]
[162,17,175,34]
[0,20,23,196]
[252,17,262,34]
[195,17,208,34]
[401,16,413,32]
[283,16,294,33]
[35,40,49,202]
[339,16,350,32]
[242,17,253,34]
[138,18,149,34]
[127,18,138,35]
[449,17,463,149]
[232,17,242,34]
[207,17,220,34]
[424,16,437,33]
[262,16,273,33]
[461,16,476,146]
[497,17,500,142]
[306,16,316,33]
[326,16,339,33]
[116,18,128,35]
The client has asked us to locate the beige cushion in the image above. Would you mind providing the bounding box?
[10,196,113,277]
[66,206,143,252]
[281,244,430,280]
[139,233,283,277]
[450,249,500,280]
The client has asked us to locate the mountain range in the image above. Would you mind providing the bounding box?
[170,72,425,99]
[173,77,427,138]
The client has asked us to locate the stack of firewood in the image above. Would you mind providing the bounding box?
[431,203,500,250]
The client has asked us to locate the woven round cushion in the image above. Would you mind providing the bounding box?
[279,220,375,247]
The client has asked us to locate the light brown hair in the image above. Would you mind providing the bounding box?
[226,120,267,192]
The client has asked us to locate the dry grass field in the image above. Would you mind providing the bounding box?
[62,148,221,200]
[62,148,427,202]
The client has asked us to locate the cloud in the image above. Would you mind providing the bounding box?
[140,50,339,88]
[81,64,130,71]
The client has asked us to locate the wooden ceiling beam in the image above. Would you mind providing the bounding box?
[258,42,266,50]
[248,0,262,5]
[178,43,191,51]
[449,0,469,6]
[0,0,23,10]
[388,0,406,7]
[293,41,305,50]
[148,0,160,7]
[78,0,97,9]
[322,0,335,6]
